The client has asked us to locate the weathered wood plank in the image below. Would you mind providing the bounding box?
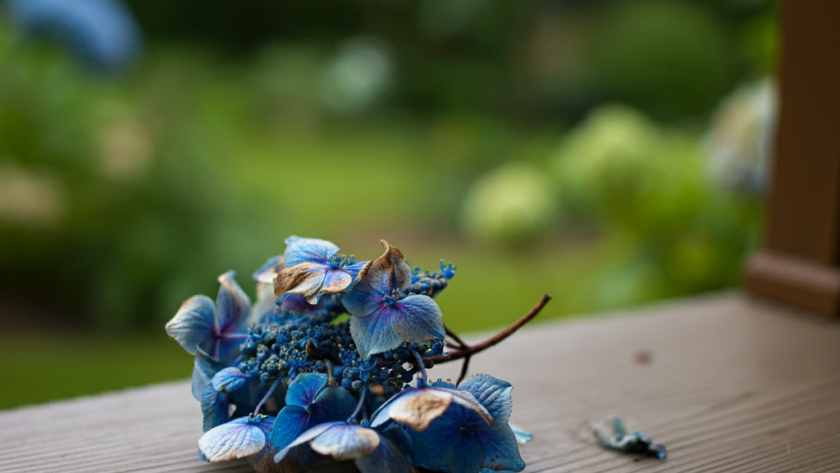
[2,293,839,472]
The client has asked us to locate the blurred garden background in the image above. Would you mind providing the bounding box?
[0,0,776,409]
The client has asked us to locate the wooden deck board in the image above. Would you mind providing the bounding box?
[2,293,839,472]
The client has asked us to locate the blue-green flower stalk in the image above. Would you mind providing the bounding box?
[165,236,550,473]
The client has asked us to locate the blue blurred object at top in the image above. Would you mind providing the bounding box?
[4,0,142,72]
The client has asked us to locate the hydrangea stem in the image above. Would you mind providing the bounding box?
[412,349,429,387]
[426,294,551,365]
[444,324,467,349]
[349,384,368,422]
[254,377,282,416]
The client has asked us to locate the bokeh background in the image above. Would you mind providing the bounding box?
[0,0,777,409]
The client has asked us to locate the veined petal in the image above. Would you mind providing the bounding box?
[274,263,327,303]
[270,405,310,452]
[284,236,340,267]
[354,435,413,473]
[350,306,403,359]
[509,423,533,444]
[253,255,284,284]
[216,271,252,334]
[211,367,250,393]
[447,437,486,473]
[477,424,525,472]
[274,422,343,463]
[342,284,384,318]
[343,261,368,280]
[391,295,445,344]
[412,415,485,473]
[352,240,412,296]
[309,424,380,461]
[165,295,215,355]
[192,347,222,401]
[201,385,230,432]
[198,416,272,462]
[321,269,354,295]
[458,374,513,428]
[286,373,328,407]
[371,387,493,431]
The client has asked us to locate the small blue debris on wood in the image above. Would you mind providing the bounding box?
[594,415,667,459]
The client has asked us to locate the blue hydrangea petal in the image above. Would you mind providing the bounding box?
[286,373,328,407]
[216,272,252,335]
[211,367,250,393]
[274,263,327,304]
[458,374,513,428]
[201,385,230,432]
[192,347,222,401]
[412,414,485,473]
[342,284,384,318]
[165,295,215,355]
[284,236,340,267]
[343,261,368,280]
[198,417,271,462]
[309,424,380,461]
[253,255,284,283]
[321,269,354,295]
[270,405,310,452]
[312,386,358,424]
[509,423,533,444]
[274,421,343,463]
[448,439,486,473]
[349,305,404,359]
[391,295,445,344]
[477,424,525,472]
[354,435,413,473]
[371,387,493,431]
[379,423,415,465]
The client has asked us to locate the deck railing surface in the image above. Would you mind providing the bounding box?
[2,293,839,472]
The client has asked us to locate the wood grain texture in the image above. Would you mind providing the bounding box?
[2,293,840,472]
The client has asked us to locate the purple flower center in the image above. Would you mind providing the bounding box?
[383,289,402,306]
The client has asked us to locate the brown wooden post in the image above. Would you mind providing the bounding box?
[743,0,840,317]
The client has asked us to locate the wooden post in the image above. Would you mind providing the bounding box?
[743,0,840,316]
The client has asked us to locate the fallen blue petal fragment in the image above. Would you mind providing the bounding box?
[594,415,667,459]
[508,422,534,445]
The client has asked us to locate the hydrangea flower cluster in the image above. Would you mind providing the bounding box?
[166,236,547,473]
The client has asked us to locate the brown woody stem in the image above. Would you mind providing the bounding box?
[426,294,552,365]
[445,324,468,348]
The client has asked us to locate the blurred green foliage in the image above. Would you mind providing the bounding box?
[0,0,775,408]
